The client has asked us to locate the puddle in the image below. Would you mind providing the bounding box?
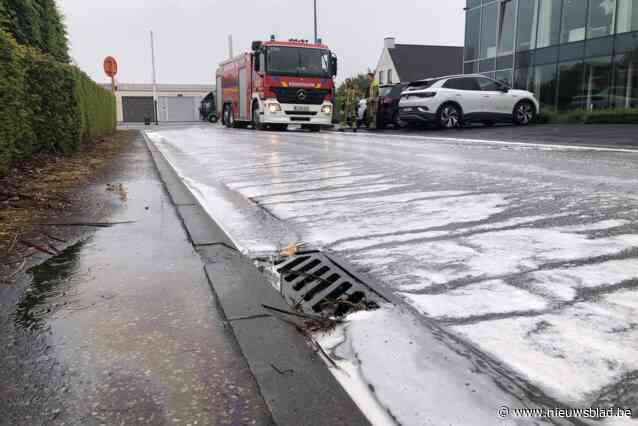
[13,240,87,332]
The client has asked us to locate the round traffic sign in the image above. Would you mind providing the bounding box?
[103,56,118,77]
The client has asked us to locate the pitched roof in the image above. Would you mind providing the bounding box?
[388,44,464,83]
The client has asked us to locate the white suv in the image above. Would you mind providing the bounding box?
[398,74,539,129]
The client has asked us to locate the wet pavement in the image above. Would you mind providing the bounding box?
[0,133,272,425]
[386,123,638,149]
[147,125,638,424]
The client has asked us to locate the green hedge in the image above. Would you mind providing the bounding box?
[0,0,69,62]
[538,108,638,124]
[0,30,115,174]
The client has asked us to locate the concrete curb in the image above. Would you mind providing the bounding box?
[142,132,370,426]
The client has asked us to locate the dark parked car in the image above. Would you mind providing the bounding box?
[199,92,218,123]
[377,83,408,129]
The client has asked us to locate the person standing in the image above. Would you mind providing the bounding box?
[339,79,358,132]
[367,72,380,130]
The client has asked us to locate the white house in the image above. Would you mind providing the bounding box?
[375,37,464,85]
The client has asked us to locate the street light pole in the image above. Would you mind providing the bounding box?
[313,0,318,43]
[150,30,159,125]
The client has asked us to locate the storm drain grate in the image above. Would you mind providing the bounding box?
[274,251,386,317]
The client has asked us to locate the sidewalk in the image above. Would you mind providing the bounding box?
[0,133,273,425]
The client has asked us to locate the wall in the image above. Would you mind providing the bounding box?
[375,47,399,84]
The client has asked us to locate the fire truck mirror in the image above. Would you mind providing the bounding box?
[330,55,338,77]
[251,41,262,51]
[253,54,261,72]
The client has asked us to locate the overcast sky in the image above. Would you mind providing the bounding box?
[57,0,465,86]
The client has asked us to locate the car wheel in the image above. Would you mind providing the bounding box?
[513,101,535,125]
[208,114,218,123]
[437,103,462,129]
[393,112,407,129]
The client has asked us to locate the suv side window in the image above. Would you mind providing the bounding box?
[443,78,463,90]
[443,77,481,91]
[477,77,503,91]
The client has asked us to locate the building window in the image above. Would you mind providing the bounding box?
[466,9,482,60]
[584,56,613,108]
[379,70,385,84]
[588,0,617,38]
[557,60,585,110]
[514,66,535,91]
[464,61,478,74]
[611,54,638,107]
[465,8,482,61]
[498,0,516,55]
[495,69,514,86]
[387,69,393,84]
[517,0,539,52]
[480,3,498,58]
[537,0,562,48]
[617,0,638,33]
[534,63,558,109]
[561,0,587,43]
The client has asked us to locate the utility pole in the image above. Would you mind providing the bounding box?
[313,0,318,43]
[150,30,159,125]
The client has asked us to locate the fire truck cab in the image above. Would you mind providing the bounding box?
[216,38,337,132]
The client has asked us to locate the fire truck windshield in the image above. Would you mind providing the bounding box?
[266,46,330,78]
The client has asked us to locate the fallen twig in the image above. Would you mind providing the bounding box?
[42,232,67,244]
[270,363,294,375]
[6,232,19,255]
[46,243,61,254]
[2,259,26,283]
[35,221,136,228]
[261,304,345,324]
[19,240,57,256]
[313,340,340,370]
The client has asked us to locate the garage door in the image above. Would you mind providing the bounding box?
[159,96,198,122]
[122,97,154,122]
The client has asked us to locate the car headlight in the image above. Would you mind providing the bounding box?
[321,104,333,114]
[268,103,282,113]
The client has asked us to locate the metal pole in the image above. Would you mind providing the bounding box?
[314,0,318,43]
[150,30,159,125]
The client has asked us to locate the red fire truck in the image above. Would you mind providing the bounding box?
[216,37,337,132]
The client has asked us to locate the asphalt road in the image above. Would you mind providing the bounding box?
[148,124,638,424]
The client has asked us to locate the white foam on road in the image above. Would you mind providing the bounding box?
[402,280,548,319]
[453,299,638,408]
[316,307,540,426]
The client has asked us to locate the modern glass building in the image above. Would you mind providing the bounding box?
[464,0,638,110]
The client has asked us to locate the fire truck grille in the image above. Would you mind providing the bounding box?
[272,87,329,105]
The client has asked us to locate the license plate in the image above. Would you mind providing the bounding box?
[294,106,310,112]
[403,107,414,112]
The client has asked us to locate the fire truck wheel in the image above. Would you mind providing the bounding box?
[302,124,321,132]
[222,105,230,127]
[226,105,236,128]
[252,104,265,131]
